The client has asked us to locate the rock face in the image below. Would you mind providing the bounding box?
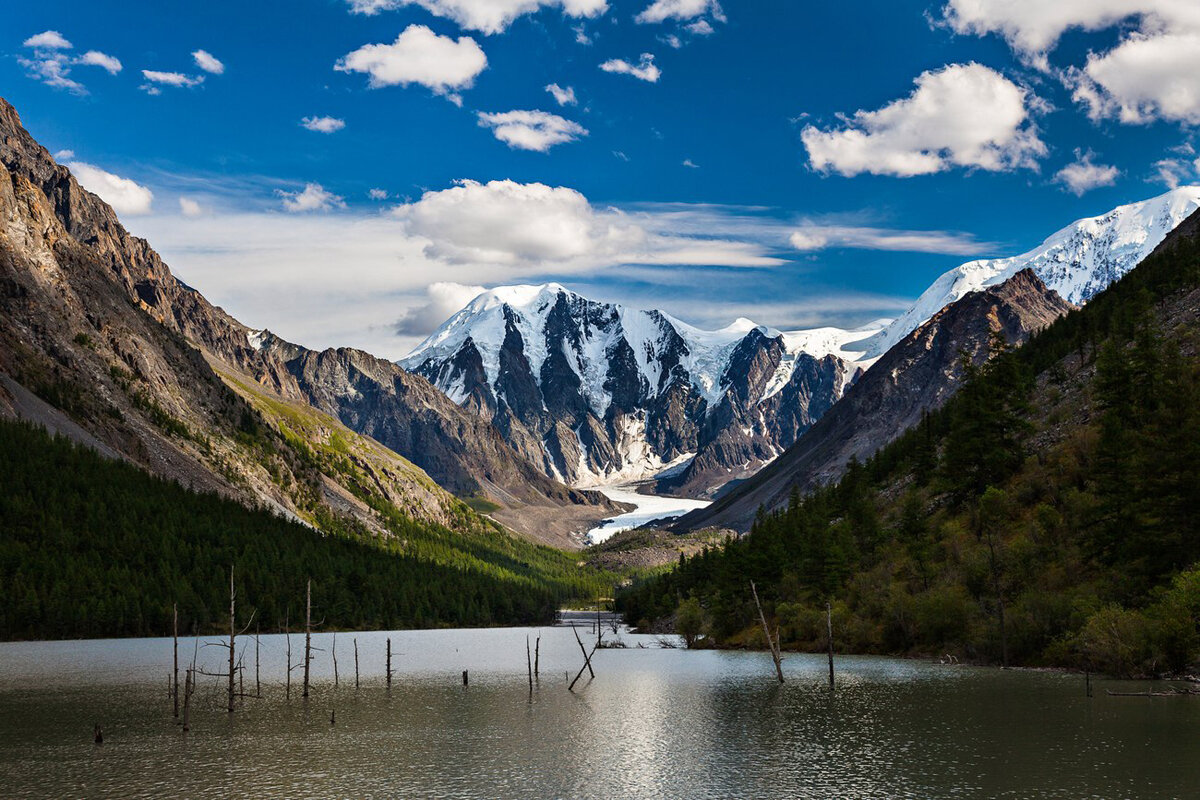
[0,97,605,547]
[674,269,1075,532]
[402,284,872,497]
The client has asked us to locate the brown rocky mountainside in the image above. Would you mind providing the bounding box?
[674,269,1074,532]
[0,97,607,548]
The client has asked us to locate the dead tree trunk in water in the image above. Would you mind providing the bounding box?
[534,635,540,679]
[826,601,835,692]
[751,581,784,684]
[332,633,339,689]
[386,638,392,689]
[303,580,312,699]
[228,567,237,712]
[526,635,533,694]
[285,609,292,699]
[255,624,261,698]
[181,668,193,732]
[354,638,360,689]
[172,603,179,718]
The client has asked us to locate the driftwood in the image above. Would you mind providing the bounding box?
[750,581,784,684]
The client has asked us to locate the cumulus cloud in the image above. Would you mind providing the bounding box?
[192,49,225,75]
[335,25,486,102]
[345,0,608,34]
[369,188,390,200]
[19,31,121,93]
[1151,156,1199,189]
[599,53,660,82]
[394,282,488,335]
[179,197,205,217]
[789,224,991,255]
[278,183,346,212]
[54,149,76,160]
[1068,33,1200,124]
[1053,150,1120,195]
[67,162,154,216]
[942,1,1200,124]
[301,115,347,133]
[140,70,204,93]
[390,179,780,270]
[77,51,122,74]
[23,31,72,49]
[476,110,587,151]
[545,83,577,106]
[801,63,1046,177]
[635,0,723,24]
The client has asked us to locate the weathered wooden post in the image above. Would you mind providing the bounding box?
[333,633,339,689]
[285,610,292,699]
[826,601,835,692]
[303,579,312,699]
[255,625,261,698]
[750,581,784,684]
[462,670,469,687]
[354,638,360,689]
[182,668,193,732]
[534,635,540,679]
[386,638,393,689]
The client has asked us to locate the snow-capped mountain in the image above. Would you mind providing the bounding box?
[402,186,1200,496]
[401,284,882,492]
[857,186,1200,358]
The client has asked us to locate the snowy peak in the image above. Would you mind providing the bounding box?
[860,185,1200,357]
[401,285,874,489]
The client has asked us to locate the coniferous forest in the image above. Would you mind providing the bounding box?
[619,233,1200,677]
[0,418,618,640]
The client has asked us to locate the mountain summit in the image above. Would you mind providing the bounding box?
[402,285,881,494]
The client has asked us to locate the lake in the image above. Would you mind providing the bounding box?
[1,627,1198,799]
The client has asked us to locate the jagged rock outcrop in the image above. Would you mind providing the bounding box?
[674,269,1074,532]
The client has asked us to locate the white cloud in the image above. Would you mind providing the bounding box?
[77,51,122,74]
[1053,150,1120,195]
[789,224,991,255]
[54,149,76,160]
[394,282,488,335]
[574,24,593,45]
[67,162,154,216]
[345,0,608,35]
[635,0,722,24]
[1069,33,1200,124]
[599,53,660,82]
[278,183,346,212]
[1151,157,1198,189]
[685,19,714,35]
[391,179,780,270]
[335,25,486,101]
[476,110,587,151]
[301,115,347,133]
[801,63,1046,177]
[179,197,205,217]
[23,31,72,49]
[942,1,1200,124]
[545,83,577,106]
[682,159,698,168]
[141,70,204,90]
[369,188,390,200]
[192,49,225,75]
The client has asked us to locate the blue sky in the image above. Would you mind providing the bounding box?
[5,0,1200,358]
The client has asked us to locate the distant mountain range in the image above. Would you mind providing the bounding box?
[402,185,1200,500]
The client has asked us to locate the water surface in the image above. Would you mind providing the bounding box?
[1,627,1197,798]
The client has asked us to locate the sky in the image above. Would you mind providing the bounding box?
[5,0,1200,359]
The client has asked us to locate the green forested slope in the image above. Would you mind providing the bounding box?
[620,225,1200,677]
[0,419,616,639]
